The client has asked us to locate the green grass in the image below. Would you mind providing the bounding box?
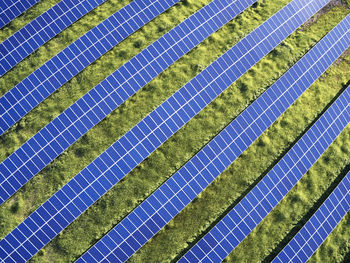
[0,0,349,262]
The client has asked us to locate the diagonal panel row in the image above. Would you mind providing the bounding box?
[0,0,259,205]
[0,0,35,12]
[0,0,179,135]
[0,0,329,262]
[0,0,107,76]
[179,84,350,263]
[273,171,350,263]
[0,0,39,29]
[77,10,349,263]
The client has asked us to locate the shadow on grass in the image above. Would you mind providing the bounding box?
[342,251,350,263]
[171,80,350,263]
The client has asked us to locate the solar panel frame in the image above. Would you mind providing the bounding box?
[77,10,350,263]
[0,0,107,76]
[0,0,331,261]
[0,0,40,29]
[273,172,350,263]
[0,0,260,204]
[179,84,350,263]
[0,0,179,135]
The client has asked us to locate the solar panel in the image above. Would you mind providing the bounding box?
[0,0,330,261]
[179,87,350,263]
[0,0,40,29]
[76,11,349,263]
[0,0,179,136]
[0,0,259,204]
[273,171,350,263]
[0,0,107,76]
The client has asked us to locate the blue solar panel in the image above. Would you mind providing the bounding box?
[77,9,350,263]
[273,171,350,263]
[0,0,259,204]
[0,0,179,136]
[179,88,350,263]
[0,0,107,76]
[0,0,330,261]
[0,0,40,29]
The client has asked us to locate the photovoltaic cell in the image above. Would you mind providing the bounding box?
[0,0,259,205]
[0,0,330,261]
[77,10,350,263]
[273,171,350,263]
[0,0,40,29]
[179,87,350,263]
[0,0,107,76]
[0,0,179,135]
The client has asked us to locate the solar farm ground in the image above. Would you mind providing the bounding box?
[0,0,349,262]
